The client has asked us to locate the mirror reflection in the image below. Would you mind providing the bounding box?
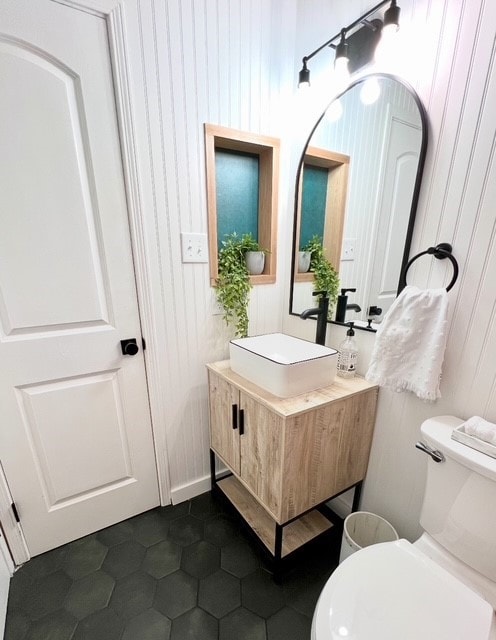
[290,74,427,328]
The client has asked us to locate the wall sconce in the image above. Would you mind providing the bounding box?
[297,0,401,89]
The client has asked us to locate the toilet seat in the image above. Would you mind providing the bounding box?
[312,539,494,640]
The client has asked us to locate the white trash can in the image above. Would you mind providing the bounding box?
[339,511,399,563]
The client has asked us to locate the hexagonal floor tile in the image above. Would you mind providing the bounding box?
[22,571,73,621]
[96,520,134,548]
[153,570,197,619]
[241,569,285,619]
[20,546,68,581]
[219,607,267,640]
[266,606,311,640]
[131,509,170,547]
[189,492,222,520]
[283,564,332,619]
[62,537,108,580]
[198,569,240,618]
[122,608,171,640]
[102,540,146,579]
[167,515,204,548]
[3,611,31,640]
[181,540,220,578]
[24,609,78,640]
[109,571,156,621]
[204,514,239,547]
[73,607,123,640]
[156,501,190,522]
[64,570,115,620]
[221,538,260,577]
[170,607,218,640]
[143,540,182,579]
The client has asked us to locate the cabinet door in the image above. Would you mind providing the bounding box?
[208,372,240,474]
[282,388,377,521]
[239,392,283,522]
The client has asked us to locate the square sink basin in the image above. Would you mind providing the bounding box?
[229,333,338,398]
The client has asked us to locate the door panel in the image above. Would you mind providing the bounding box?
[368,111,422,315]
[16,372,133,505]
[0,0,160,556]
[0,35,110,334]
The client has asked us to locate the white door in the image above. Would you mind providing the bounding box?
[367,110,422,316]
[0,0,160,556]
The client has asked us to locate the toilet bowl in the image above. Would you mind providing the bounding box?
[312,416,496,639]
[311,539,495,640]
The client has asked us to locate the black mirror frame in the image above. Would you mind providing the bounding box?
[289,72,428,331]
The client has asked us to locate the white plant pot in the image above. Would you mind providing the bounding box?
[298,251,311,273]
[245,251,265,275]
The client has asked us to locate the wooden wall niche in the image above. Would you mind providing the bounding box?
[204,124,279,285]
[295,147,350,282]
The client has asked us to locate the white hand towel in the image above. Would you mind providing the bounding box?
[463,416,496,446]
[365,285,449,401]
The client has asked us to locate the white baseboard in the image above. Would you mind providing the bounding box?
[170,463,229,505]
[170,474,212,505]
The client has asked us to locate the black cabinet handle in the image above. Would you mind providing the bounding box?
[239,409,245,435]
[232,404,238,430]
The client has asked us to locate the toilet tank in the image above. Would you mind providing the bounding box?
[420,415,496,583]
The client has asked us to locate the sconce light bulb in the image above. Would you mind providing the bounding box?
[334,56,350,92]
[375,23,400,66]
[360,77,381,105]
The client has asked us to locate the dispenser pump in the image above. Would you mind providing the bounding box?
[337,322,358,378]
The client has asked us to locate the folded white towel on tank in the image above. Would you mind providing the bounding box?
[462,416,496,446]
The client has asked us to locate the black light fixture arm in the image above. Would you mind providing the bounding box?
[298,0,393,75]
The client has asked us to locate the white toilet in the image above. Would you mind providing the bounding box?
[312,415,496,640]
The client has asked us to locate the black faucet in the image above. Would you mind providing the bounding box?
[300,291,329,346]
[346,303,362,313]
[335,288,362,322]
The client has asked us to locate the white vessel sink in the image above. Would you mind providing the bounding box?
[229,333,338,398]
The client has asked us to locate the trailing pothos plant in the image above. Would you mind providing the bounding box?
[214,232,265,337]
[302,235,340,319]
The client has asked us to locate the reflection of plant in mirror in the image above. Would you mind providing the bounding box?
[214,233,265,337]
[302,235,340,318]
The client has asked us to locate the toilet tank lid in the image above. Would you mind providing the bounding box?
[313,540,493,640]
[421,415,496,482]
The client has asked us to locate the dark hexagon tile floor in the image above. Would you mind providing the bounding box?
[4,491,338,639]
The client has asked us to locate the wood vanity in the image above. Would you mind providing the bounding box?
[206,360,378,572]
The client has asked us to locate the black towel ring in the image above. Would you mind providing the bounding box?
[401,243,459,292]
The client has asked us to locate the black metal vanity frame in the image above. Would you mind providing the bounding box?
[288,73,429,332]
[209,448,363,581]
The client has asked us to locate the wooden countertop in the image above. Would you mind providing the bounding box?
[206,360,377,418]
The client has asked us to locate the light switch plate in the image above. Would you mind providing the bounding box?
[342,238,356,261]
[181,232,209,263]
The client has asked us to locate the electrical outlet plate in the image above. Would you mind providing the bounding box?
[181,232,208,263]
[342,238,356,261]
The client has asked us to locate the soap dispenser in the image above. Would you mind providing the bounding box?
[337,322,358,378]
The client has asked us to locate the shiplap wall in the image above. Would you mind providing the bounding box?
[123,0,297,501]
[125,0,496,535]
[287,0,496,540]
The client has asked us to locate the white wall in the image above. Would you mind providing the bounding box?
[122,0,298,502]
[123,0,496,540]
[287,0,496,540]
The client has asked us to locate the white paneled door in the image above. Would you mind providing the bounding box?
[0,0,160,556]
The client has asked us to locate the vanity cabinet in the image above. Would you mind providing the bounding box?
[207,360,378,566]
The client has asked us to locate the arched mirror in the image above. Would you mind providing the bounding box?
[289,73,427,329]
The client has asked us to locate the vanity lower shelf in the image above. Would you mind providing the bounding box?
[216,474,333,558]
